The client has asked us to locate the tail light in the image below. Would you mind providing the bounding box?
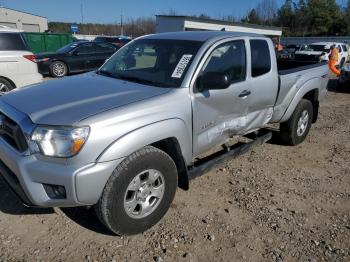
[23,54,36,62]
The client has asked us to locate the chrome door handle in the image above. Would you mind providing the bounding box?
[238,90,251,98]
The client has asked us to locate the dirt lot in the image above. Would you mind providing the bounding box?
[0,80,349,262]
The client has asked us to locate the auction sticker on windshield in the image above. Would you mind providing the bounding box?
[171,55,193,78]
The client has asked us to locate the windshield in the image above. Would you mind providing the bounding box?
[57,43,80,53]
[98,39,203,87]
[300,45,329,52]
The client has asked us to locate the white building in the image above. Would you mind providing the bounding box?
[156,15,282,37]
[0,7,48,32]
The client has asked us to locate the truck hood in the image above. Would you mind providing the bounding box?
[1,73,172,125]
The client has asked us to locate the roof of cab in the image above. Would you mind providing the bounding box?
[142,31,263,42]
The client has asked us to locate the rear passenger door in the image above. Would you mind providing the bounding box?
[244,39,279,131]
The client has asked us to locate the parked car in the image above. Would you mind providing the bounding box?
[94,36,131,48]
[295,42,349,66]
[0,26,42,93]
[35,41,117,77]
[277,44,300,60]
[0,31,328,235]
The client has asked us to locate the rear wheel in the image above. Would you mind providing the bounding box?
[95,146,178,235]
[50,61,68,77]
[279,99,313,146]
[0,78,15,94]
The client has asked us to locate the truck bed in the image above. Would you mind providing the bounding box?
[277,59,321,73]
[271,60,329,122]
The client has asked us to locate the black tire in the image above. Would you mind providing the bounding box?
[279,99,313,146]
[50,61,68,77]
[95,146,178,235]
[0,78,15,93]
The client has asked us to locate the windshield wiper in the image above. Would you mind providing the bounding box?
[116,74,167,87]
[96,69,117,78]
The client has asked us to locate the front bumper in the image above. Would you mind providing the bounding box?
[0,137,123,207]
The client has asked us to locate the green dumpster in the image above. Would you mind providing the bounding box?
[24,33,74,53]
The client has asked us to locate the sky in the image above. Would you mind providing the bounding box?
[0,0,347,24]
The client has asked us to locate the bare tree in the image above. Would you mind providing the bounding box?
[256,0,278,25]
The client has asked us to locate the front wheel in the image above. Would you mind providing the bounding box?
[279,99,313,146]
[95,146,178,235]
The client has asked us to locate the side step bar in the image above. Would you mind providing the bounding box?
[188,131,272,180]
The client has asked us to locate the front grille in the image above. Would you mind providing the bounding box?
[0,113,28,152]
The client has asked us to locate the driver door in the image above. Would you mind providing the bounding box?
[191,39,251,156]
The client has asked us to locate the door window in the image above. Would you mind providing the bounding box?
[0,33,27,51]
[75,43,94,54]
[95,43,116,53]
[250,40,271,77]
[200,40,247,83]
[337,45,342,52]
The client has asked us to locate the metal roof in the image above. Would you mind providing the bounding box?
[0,7,47,19]
[143,31,263,41]
[156,15,282,32]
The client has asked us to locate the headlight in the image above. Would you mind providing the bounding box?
[30,126,90,157]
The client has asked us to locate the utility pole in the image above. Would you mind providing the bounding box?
[120,13,123,36]
[80,3,84,24]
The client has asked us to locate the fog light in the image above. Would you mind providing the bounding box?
[43,184,66,199]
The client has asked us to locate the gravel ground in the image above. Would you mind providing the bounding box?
[0,80,349,262]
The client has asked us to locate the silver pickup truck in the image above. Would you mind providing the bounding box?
[0,31,328,235]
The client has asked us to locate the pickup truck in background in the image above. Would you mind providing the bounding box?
[295,42,349,66]
[0,31,328,235]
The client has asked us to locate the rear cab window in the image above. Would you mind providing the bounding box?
[250,40,271,77]
[0,33,28,51]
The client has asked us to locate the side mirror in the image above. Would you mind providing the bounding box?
[72,50,80,56]
[197,72,231,92]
